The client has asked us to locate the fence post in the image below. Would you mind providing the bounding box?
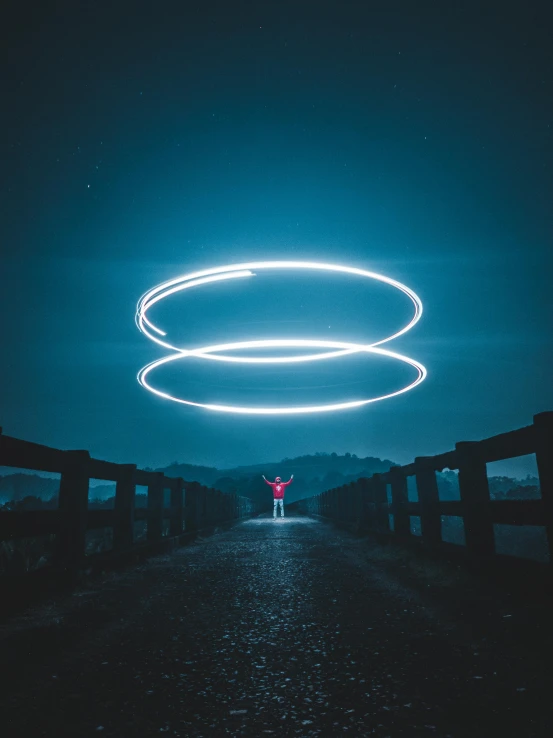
[333,488,340,520]
[114,463,136,550]
[357,478,371,532]
[372,473,390,532]
[389,467,410,537]
[348,484,355,522]
[205,489,212,526]
[169,478,185,537]
[215,489,221,524]
[207,489,214,526]
[147,472,164,541]
[205,489,211,526]
[345,484,352,522]
[456,441,495,557]
[358,481,366,523]
[198,486,207,529]
[57,450,90,571]
[205,487,211,527]
[534,412,553,561]
[365,478,376,529]
[185,482,198,530]
[217,490,224,523]
[414,457,442,546]
[351,482,358,523]
[195,485,203,529]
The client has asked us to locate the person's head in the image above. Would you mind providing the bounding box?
[275,476,281,483]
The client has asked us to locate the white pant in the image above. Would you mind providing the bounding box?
[273,499,284,517]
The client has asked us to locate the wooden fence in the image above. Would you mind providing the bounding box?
[294,412,553,565]
[0,428,263,578]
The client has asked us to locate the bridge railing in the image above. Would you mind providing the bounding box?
[294,412,553,565]
[0,428,263,577]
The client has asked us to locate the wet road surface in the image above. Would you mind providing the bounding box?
[1,515,552,737]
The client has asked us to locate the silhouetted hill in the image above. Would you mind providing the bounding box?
[0,460,541,510]
[0,453,396,506]
[0,474,60,504]
[157,462,221,487]
[159,452,398,504]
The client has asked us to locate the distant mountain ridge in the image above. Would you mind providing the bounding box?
[0,455,540,508]
[0,474,61,504]
[159,452,397,504]
[0,452,397,505]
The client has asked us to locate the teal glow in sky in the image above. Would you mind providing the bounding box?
[1,1,551,473]
[136,260,426,414]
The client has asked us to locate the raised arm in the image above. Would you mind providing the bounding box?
[283,475,294,487]
[262,475,274,487]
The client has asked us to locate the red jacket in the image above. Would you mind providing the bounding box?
[264,477,293,499]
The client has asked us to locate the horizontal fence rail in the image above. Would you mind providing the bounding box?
[0,429,264,579]
[293,412,553,566]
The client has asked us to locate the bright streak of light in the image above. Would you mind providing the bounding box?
[137,344,426,415]
[135,261,427,414]
[135,270,254,340]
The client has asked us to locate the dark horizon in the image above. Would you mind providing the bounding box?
[1,1,552,478]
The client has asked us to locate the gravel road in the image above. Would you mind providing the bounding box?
[1,515,551,737]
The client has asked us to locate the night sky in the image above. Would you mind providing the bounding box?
[1,1,552,474]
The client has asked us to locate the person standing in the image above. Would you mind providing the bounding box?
[262,474,293,519]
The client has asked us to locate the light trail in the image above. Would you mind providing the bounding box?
[135,261,427,414]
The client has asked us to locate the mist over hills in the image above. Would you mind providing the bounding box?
[0,452,395,506]
[0,452,540,509]
[0,474,61,504]
[159,452,397,504]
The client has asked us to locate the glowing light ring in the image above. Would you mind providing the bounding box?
[136,261,427,414]
[138,343,426,415]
